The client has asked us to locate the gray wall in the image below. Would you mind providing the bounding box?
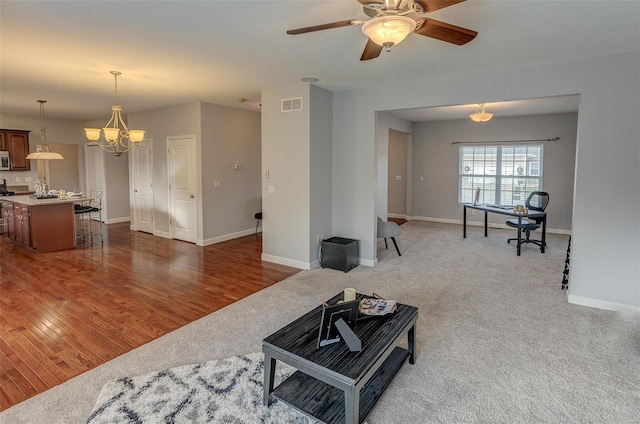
[128,102,201,235]
[309,85,333,267]
[412,113,578,231]
[200,102,261,241]
[261,83,312,268]
[388,129,408,217]
[331,51,639,311]
[0,112,85,191]
[48,143,80,192]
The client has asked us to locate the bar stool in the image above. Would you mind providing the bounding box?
[255,212,262,234]
[75,190,103,247]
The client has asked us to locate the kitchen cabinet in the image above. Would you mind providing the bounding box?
[0,129,31,171]
[1,201,15,237]
[13,202,31,246]
[2,195,82,252]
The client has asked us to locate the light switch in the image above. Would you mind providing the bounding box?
[268,185,275,194]
[395,175,402,181]
[420,176,424,181]
[15,177,20,183]
[214,181,220,188]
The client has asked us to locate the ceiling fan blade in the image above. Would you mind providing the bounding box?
[414,18,477,45]
[414,0,467,13]
[360,38,383,61]
[287,19,357,35]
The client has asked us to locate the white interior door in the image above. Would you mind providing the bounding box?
[167,135,197,243]
[131,140,154,233]
[85,145,105,222]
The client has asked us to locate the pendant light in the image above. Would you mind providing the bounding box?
[469,103,494,123]
[26,100,64,160]
[84,71,145,157]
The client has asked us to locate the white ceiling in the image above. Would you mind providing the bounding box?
[1,1,638,121]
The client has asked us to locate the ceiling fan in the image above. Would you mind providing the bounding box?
[286,0,477,61]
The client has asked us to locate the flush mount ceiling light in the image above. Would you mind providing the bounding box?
[361,15,416,52]
[84,71,145,157]
[26,100,64,160]
[469,103,494,123]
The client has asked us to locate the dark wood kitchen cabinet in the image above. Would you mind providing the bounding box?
[13,202,31,246]
[1,200,15,237]
[0,129,31,171]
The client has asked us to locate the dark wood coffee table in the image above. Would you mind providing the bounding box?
[263,292,418,424]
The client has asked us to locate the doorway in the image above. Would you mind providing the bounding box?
[167,135,198,243]
[131,140,154,234]
[387,129,411,220]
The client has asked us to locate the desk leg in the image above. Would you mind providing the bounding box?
[517,216,522,256]
[463,206,467,238]
[408,324,416,364]
[345,386,360,424]
[484,211,488,237]
[541,216,547,253]
[263,353,276,406]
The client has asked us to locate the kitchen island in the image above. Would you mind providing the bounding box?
[1,194,89,253]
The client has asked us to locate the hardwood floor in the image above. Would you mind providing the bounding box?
[0,223,300,411]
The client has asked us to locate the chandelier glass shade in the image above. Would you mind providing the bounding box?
[84,71,145,156]
[362,15,416,51]
[469,103,494,123]
[26,100,64,160]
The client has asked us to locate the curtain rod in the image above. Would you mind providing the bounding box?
[451,137,559,145]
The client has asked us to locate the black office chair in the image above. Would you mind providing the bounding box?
[506,191,549,248]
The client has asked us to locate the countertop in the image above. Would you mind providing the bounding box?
[1,194,89,206]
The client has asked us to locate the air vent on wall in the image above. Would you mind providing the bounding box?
[281,97,303,112]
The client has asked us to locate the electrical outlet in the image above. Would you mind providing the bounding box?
[214,181,220,188]
[268,185,275,194]
[15,177,21,183]
[25,176,32,182]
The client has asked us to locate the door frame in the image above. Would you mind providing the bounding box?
[129,139,154,233]
[166,134,199,243]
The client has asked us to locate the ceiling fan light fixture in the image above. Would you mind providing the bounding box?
[469,103,494,123]
[362,15,416,51]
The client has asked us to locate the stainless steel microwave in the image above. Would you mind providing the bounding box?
[0,151,10,170]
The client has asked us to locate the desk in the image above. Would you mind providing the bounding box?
[463,204,547,256]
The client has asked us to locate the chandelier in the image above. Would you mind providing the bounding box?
[361,15,416,51]
[469,103,494,123]
[84,71,145,156]
[25,100,64,160]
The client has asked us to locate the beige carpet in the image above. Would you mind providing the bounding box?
[2,221,639,423]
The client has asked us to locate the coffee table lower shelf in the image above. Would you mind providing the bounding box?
[272,347,410,424]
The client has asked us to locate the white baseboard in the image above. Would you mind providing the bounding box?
[310,259,321,269]
[359,258,377,267]
[201,228,256,246]
[153,230,171,239]
[261,253,308,270]
[104,217,130,224]
[409,215,571,235]
[568,294,640,314]
[387,213,407,220]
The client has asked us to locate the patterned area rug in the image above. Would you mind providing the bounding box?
[87,352,314,423]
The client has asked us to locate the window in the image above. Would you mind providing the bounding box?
[459,144,543,205]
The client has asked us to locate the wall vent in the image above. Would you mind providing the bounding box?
[281,97,303,112]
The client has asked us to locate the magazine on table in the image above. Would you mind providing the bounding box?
[358,297,397,316]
